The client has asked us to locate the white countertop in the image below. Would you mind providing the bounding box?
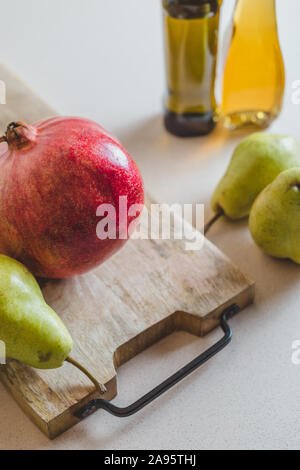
[0,0,300,450]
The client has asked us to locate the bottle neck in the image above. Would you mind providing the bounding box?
[235,0,277,30]
[163,0,221,19]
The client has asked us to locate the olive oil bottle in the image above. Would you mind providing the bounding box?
[222,0,285,130]
[163,0,222,137]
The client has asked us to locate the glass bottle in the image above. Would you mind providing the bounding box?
[221,0,285,130]
[162,0,222,137]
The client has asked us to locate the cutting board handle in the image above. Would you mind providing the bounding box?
[75,304,240,421]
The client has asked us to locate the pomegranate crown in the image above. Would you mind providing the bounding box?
[0,121,37,150]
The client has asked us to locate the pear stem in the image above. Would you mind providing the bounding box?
[204,210,224,236]
[66,356,107,395]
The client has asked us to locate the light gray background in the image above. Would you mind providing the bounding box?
[0,0,300,450]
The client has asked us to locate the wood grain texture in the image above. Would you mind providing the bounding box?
[0,64,255,439]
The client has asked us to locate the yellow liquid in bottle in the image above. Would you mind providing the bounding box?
[222,0,285,130]
[165,14,219,115]
[163,1,221,137]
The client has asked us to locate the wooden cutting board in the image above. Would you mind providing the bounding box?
[0,64,255,439]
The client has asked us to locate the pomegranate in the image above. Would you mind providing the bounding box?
[0,117,144,278]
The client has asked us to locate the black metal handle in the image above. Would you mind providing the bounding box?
[75,304,240,420]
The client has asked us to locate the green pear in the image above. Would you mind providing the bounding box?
[249,167,300,263]
[0,254,73,369]
[211,133,300,220]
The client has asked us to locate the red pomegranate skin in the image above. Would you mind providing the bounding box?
[0,117,144,278]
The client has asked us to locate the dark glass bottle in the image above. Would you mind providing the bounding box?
[162,0,222,137]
